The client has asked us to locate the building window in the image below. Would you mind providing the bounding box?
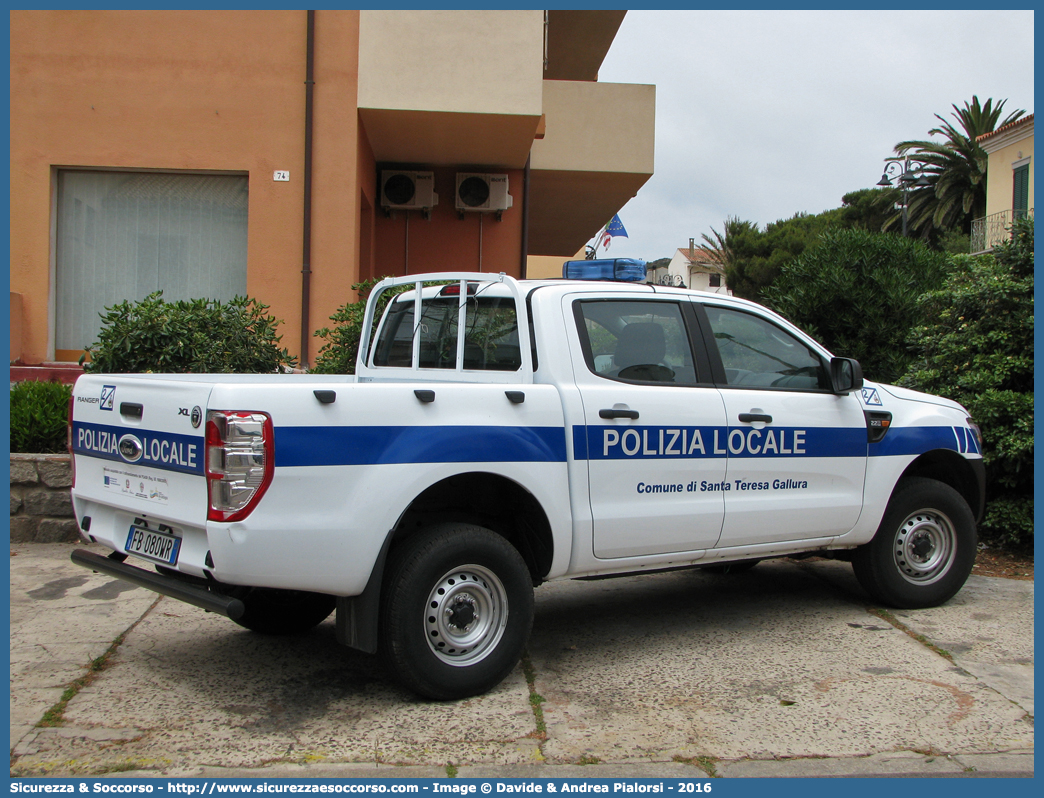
[708,273,722,288]
[55,171,248,358]
[1013,163,1030,215]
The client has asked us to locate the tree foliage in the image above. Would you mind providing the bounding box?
[714,212,845,302]
[645,257,671,272]
[762,228,950,384]
[10,381,73,453]
[901,218,1034,547]
[890,96,1025,237]
[837,187,898,232]
[312,278,411,374]
[704,192,898,304]
[82,292,296,373]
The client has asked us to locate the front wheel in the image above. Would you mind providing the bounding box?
[380,523,534,700]
[852,477,976,609]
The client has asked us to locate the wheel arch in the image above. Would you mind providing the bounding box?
[390,471,554,582]
[335,471,554,655]
[898,449,985,522]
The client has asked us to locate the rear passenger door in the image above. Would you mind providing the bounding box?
[568,295,729,559]
[696,303,868,547]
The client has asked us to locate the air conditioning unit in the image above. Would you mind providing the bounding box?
[380,170,438,211]
[455,173,513,213]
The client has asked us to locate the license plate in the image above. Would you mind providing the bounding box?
[125,525,181,566]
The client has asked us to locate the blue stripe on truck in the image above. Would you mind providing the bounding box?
[274,425,569,467]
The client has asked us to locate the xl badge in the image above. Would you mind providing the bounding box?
[190,406,203,429]
[118,434,144,463]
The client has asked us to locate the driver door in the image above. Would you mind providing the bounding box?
[568,295,729,559]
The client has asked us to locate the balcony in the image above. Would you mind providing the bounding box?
[357,10,545,168]
[970,208,1034,254]
[527,80,655,256]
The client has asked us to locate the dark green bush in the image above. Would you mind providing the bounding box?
[11,381,73,453]
[763,229,950,384]
[82,292,296,374]
[901,217,1034,548]
[312,278,409,374]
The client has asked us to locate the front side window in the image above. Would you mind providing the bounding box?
[373,294,520,371]
[703,305,829,391]
[575,300,699,385]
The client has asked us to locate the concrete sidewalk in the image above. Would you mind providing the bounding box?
[9,543,1033,778]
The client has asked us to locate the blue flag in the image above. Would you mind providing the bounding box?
[600,214,628,251]
[605,214,628,238]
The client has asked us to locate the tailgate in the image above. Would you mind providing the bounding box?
[71,375,213,529]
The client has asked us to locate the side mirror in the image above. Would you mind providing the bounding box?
[830,357,863,394]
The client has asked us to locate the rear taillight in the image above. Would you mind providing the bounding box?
[205,411,274,522]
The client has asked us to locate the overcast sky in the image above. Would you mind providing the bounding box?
[591,9,1035,262]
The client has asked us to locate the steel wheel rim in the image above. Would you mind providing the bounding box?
[425,564,508,666]
[892,507,957,585]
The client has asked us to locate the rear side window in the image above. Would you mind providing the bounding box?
[703,305,829,391]
[373,296,521,371]
[574,300,700,385]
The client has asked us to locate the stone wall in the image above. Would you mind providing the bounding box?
[10,454,80,543]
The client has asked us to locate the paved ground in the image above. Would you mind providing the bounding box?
[9,542,1034,778]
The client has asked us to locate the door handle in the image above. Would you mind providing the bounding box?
[599,408,639,420]
[738,412,772,424]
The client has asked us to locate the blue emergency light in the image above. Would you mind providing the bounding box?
[562,258,647,282]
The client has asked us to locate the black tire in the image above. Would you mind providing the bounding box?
[231,587,335,635]
[702,558,761,575]
[852,477,977,609]
[380,523,534,701]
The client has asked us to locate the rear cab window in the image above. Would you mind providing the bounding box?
[373,290,521,372]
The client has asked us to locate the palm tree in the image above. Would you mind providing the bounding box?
[888,96,1025,237]
[700,216,755,268]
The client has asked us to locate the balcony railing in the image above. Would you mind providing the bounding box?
[970,208,1034,253]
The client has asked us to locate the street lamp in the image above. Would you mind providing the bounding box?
[877,156,932,237]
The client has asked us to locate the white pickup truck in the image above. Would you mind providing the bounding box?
[69,271,985,700]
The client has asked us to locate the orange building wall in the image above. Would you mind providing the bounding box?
[10,10,363,364]
[355,121,378,285]
[373,167,525,279]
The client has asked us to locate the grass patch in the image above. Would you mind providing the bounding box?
[35,596,161,728]
[520,652,547,737]
[674,754,719,778]
[11,757,171,778]
[867,607,954,662]
[577,754,601,765]
[36,634,127,727]
[445,764,459,778]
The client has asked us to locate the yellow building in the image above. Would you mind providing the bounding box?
[10,10,654,367]
[972,114,1033,252]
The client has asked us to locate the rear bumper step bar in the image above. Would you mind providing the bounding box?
[71,549,245,620]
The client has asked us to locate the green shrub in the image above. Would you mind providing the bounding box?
[763,229,950,384]
[11,381,73,453]
[312,278,409,374]
[82,292,296,374]
[901,217,1034,548]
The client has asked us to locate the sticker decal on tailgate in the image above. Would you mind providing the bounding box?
[103,467,170,504]
[72,421,204,475]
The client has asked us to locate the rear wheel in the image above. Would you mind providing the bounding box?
[231,587,335,635]
[380,522,534,700]
[852,477,976,608]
